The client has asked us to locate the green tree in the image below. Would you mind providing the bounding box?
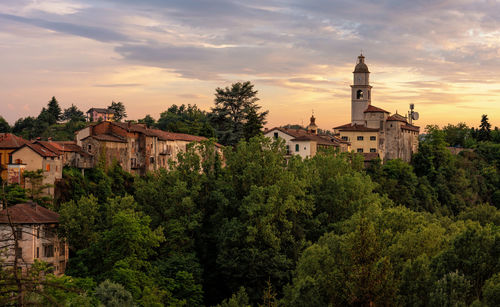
[429,271,471,307]
[482,273,500,307]
[94,280,134,307]
[156,104,215,137]
[478,114,492,142]
[107,101,127,121]
[47,96,62,124]
[62,104,86,122]
[0,116,10,132]
[210,81,268,146]
[138,114,156,128]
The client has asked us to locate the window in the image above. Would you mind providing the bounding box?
[286,145,290,154]
[46,164,50,172]
[15,228,22,240]
[295,144,299,152]
[356,90,363,99]
[131,158,137,168]
[8,154,12,164]
[357,148,364,153]
[357,136,364,141]
[370,136,376,141]
[87,144,92,151]
[44,244,54,258]
[36,247,39,258]
[274,132,278,139]
[36,227,40,239]
[370,148,376,153]
[341,136,348,141]
[150,157,155,164]
[16,248,22,259]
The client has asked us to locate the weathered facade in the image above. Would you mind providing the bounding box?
[0,133,29,181]
[77,121,219,175]
[9,143,63,196]
[334,54,420,163]
[0,203,68,276]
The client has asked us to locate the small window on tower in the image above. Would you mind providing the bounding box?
[274,132,278,139]
[356,90,363,99]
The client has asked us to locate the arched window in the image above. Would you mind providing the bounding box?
[356,90,363,99]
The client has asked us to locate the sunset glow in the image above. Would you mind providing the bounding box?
[2,0,500,130]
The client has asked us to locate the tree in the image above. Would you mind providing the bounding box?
[137,114,155,128]
[0,116,10,132]
[94,280,134,307]
[429,271,471,307]
[156,104,215,137]
[107,101,127,122]
[47,96,62,124]
[62,104,85,122]
[482,273,500,307]
[478,114,492,142]
[210,81,268,146]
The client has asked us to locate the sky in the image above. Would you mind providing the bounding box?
[1,0,500,131]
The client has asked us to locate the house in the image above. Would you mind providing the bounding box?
[35,140,93,169]
[0,133,29,181]
[264,115,350,159]
[0,202,68,276]
[333,54,420,163]
[76,121,220,175]
[86,108,115,122]
[8,143,63,196]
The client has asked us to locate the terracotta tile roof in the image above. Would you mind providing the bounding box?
[333,123,379,132]
[13,143,59,158]
[386,113,408,122]
[150,129,208,142]
[401,124,420,132]
[86,134,127,143]
[35,141,63,155]
[0,133,29,149]
[364,105,390,113]
[266,127,309,138]
[0,203,60,224]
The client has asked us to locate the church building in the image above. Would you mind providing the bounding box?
[333,54,420,162]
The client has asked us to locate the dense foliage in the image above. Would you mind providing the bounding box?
[4,127,494,306]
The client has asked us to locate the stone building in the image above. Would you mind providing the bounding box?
[264,115,351,159]
[76,121,219,175]
[333,54,420,162]
[0,202,68,276]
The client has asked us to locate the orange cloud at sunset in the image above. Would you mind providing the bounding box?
[1,0,499,131]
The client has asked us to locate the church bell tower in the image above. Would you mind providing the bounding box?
[351,53,372,125]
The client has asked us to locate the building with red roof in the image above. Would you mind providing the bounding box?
[75,121,220,175]
[0,202,68,276]
[332,54,420,162]
[0,133,29,181]
[264,115,351,159]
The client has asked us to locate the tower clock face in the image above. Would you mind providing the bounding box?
[357,77,361,82]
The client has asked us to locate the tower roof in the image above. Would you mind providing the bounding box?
[353,53,370,73]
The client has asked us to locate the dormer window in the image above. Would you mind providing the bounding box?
[357,90,363,99]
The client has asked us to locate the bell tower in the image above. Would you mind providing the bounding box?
[351,53,372,125]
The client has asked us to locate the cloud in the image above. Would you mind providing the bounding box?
[93,83,143,87]
[0,13,129,43]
